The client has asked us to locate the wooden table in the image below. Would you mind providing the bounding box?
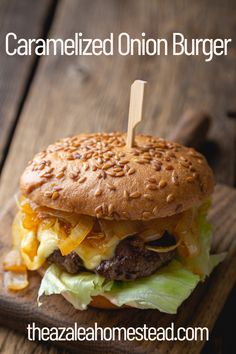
[0,1,235,353]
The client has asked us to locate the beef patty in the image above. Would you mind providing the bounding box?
[47,249,84,274]
[96,234,175,281]
[47,233,175,280]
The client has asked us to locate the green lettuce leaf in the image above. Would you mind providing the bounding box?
[104,260,199,313]
[38,264,113,310]
[178,201,226,279]
[38,260,199,313]
[38,201,225,313]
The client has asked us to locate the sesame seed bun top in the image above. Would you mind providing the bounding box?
[20,132,214,220]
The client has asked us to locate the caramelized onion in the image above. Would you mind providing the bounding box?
[37,207,82,226]
[99,219,140,240]
[174,209,200,258]
[3,270,28,291]
[139,229,163,242]
[3,249,28,291]
[146,241,180,253]
[3,249,27,273]
[58,215,94,256]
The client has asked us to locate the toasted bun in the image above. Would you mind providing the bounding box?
[20,133,214,220]
[90,296,122,309]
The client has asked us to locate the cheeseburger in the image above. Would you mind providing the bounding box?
[3,133,224,313]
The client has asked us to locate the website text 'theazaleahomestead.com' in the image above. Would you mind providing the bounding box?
[27,322,209,342]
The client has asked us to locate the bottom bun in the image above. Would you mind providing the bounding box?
[90,295,120,309]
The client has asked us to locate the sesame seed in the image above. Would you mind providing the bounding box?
[166,193,174,203]
[54,186,63,191]
[115,171,125,177]
[171,171,179,185]
[144,193,154,201]
[142,211,152,219]
[66,153,74,160]
[41,173,53,178]
[78,176,87,183]
[152,162,161,171]
[148,177,157,184]
[134,159,142,164]
[68,172,78,179]
[130,191,141,199]
[122,211,129,218]
[138,159,149,164]
[106,171,116,177]
[56,171,65,179]
[147,183,158,190]
[165,165,174,170]
[127,168,136,175]
[132,150,140,156]
[113,167,123,173]
[180,161,189,168]
[180,156,187,161]
[186,176,194,183]
[44,191,52,197]
[95,188,103,196]
[108,204,114,215]
[124,190,129,199]
[119,159,129,165]
[158,180,167,188]
[107,182,116,191]
[52,191,59,200]
[95,205,103,214]
[152,206,158,214]
[102,162,114,170]
[83,162,89,171]
[157,142,166,149]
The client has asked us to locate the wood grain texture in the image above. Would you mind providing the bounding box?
[0,325,67,354]
[0,0,53,167]
[0,1,235,353]
[0,185,235,354]
[0,0,236,207]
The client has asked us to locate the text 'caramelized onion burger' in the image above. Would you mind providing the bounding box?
[3,133,225,313]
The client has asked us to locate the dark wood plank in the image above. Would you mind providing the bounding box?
[0,185,235,354]
[0,1,60,352]
[0,325,68,354]
[0,0,54,167]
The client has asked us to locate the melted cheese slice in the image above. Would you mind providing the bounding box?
[14,213,59,270]
[14,211,122,270]
[13,200,197,272]
[75,234,120,269]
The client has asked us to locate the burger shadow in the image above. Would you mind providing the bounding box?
[198,139,220,168]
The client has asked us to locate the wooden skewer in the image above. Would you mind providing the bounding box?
[126,80,147,148]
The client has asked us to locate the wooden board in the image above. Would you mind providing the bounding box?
[0,0,236,207]
[0,184,235,354]
[0,0,53,167]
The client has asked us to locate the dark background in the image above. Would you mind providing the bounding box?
[0,0,235,353]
